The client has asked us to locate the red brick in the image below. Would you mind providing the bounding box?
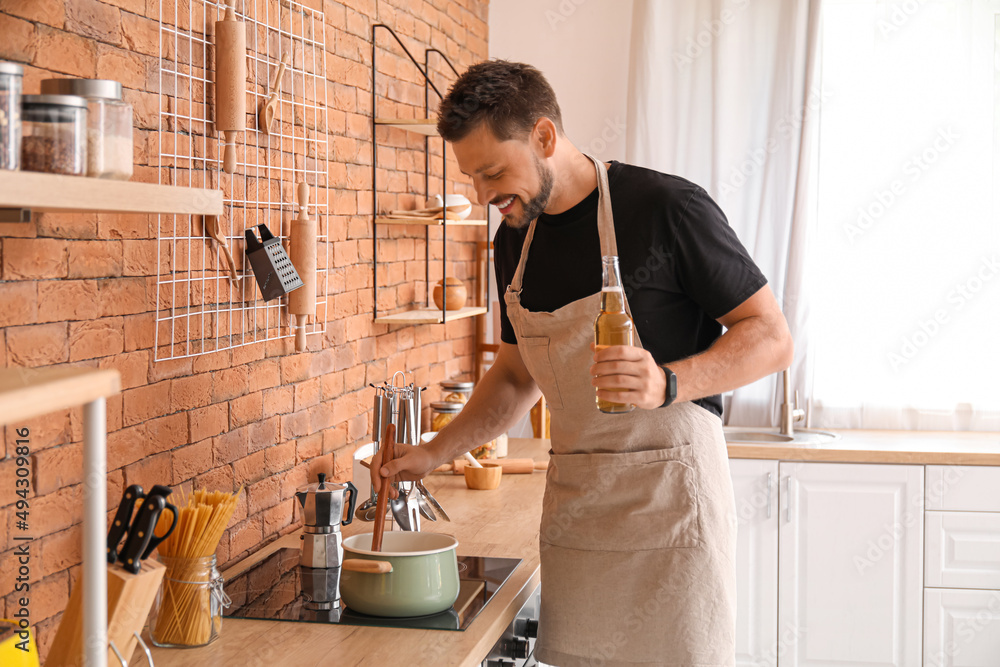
[97,213,150,240]
[122,380,170,426]
[230,392,263,428]
[121,12,159,58]
[5,323,69,366]
[262,385,294,417]
[123,313,154,351]
[263,441,296,474]
[148,355,193,382]
[107,423,146,470]
[32,485,83,537]
[171,373,212,410]
[31,569,70,623]
[145,413,188,455]
[4,0,65,29]
[34,212,99,240]
[228,515,263,559]
[3,238,68,279]
[294,377,322,410]
[295,432,323,463]
[123,451,171,490]
[247,475,281,514]
[280,410,312,440]
[0,13,37,62]
[190,403,228,443]
[95,44,148,90]
[39,526,82,578]
[171,439,213,485]
[233,451,267,486]
[66,0,123,45]
[280,353,311,384]
[98,350,149,390]
[34,24,98,78]
[36,280,99,322]
[67,240,124,279]
[31,442,83,496]
[97,277,148,317]
[194,465,235,494]
[213,425,248,465]
[122,239,157,276]
[212,365,249,403]
[248,416,279,452]
[69,317,125,361]
[261,500,294,537]
[247,358,281,392]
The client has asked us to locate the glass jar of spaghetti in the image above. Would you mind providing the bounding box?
[150,554,227,647]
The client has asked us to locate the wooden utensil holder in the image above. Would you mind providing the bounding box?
[48,559,165,667]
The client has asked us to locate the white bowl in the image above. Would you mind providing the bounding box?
[425,194,472,219]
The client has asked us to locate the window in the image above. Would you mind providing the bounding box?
[810,0,1000,428]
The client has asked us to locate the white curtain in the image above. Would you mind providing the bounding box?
[626,0,822,426]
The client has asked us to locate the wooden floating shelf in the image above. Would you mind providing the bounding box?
[374,118,439,136]
[0,367,121,425]
[0,171,224,216]
[375,306,487,325]
[376,216,487,227]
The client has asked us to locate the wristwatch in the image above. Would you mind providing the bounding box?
[660,366,677,408]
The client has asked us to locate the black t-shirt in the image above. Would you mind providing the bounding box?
[494,161,768,417]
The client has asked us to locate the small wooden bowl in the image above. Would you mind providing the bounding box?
[432,277,467,311]
[463,462,503,490]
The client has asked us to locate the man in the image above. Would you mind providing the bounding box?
[373,60,793,667]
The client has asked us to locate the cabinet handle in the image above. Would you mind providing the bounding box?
[766,472,772,519]
[785,476,793,523]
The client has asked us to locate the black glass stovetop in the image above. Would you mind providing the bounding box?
[223,547,521,631]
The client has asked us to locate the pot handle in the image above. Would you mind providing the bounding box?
[342,559,393,574]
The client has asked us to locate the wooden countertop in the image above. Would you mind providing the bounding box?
[147,438,550,667]
[726,427,1000,465]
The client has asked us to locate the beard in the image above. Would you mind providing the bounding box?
[502,154,554,229]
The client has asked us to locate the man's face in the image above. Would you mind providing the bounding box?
[452,122,554,229]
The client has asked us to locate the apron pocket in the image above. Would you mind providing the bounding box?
[540,446,701,551]
[516,335,564,410]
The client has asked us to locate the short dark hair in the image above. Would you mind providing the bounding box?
[437,60,564,142]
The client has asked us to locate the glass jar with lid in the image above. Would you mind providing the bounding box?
[21,94,88,176]
[40,78,132,179]
[0,61,23,171]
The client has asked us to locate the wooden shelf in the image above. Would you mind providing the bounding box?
[0,367,121,425]
[374,118,439,136]
[376,216,487,227]
[0,171,224,216]
[375,306,487,325]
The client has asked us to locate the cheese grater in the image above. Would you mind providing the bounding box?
[244,223,304,301]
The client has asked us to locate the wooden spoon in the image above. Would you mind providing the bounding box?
[259,56,288,135]
[204,215,239,282]
[370,423,397,552]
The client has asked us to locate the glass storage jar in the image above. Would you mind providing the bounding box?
[41,78,132,179]
[21,94,87,176]
[0,61,23,171]
[151,554,228,648]
[430,400,462,433]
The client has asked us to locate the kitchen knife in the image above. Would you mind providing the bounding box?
[107,484,143,565]
[117,495,174,574]
[140,486,178,560]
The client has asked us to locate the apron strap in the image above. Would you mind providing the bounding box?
[509,154,617,294]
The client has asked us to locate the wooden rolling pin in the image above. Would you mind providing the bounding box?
[215,0,245,174]
[436,458,549,475]
[287,182,316,351]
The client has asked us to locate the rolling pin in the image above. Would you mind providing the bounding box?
[287,182,316,351]
[436,458,549,475]
[215,0,245,174]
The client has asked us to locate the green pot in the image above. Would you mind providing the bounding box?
[340,532,460,617]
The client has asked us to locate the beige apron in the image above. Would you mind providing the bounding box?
[505,155,737,667]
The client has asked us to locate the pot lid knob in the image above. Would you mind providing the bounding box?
[317,472,326,489]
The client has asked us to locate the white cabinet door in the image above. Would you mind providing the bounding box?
[731,459,779,667]
[926,511,1000,590]
[925,588,1000,666]
[777,462,924,667]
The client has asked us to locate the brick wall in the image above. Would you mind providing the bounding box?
[0,0,489,659]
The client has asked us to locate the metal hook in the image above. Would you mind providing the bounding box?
[109,639,128,667]
[133,632,155,667]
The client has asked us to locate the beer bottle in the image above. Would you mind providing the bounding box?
[594,255,635,413]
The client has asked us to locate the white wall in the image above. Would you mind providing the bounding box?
[489,0,634,162]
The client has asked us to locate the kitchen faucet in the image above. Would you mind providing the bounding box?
[780,368,806,436]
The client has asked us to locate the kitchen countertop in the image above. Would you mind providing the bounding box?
[726,427,1000,465]
[146,438,550,667]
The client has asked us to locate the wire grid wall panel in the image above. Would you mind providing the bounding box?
[156,0,330,360]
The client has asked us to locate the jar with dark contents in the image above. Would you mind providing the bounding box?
[0,61,23,171]
[21,94,88,176]
[40,78,133,179]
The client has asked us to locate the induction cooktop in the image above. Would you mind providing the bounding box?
[222,547,521,632]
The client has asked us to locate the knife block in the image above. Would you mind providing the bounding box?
[48,559,165,667]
